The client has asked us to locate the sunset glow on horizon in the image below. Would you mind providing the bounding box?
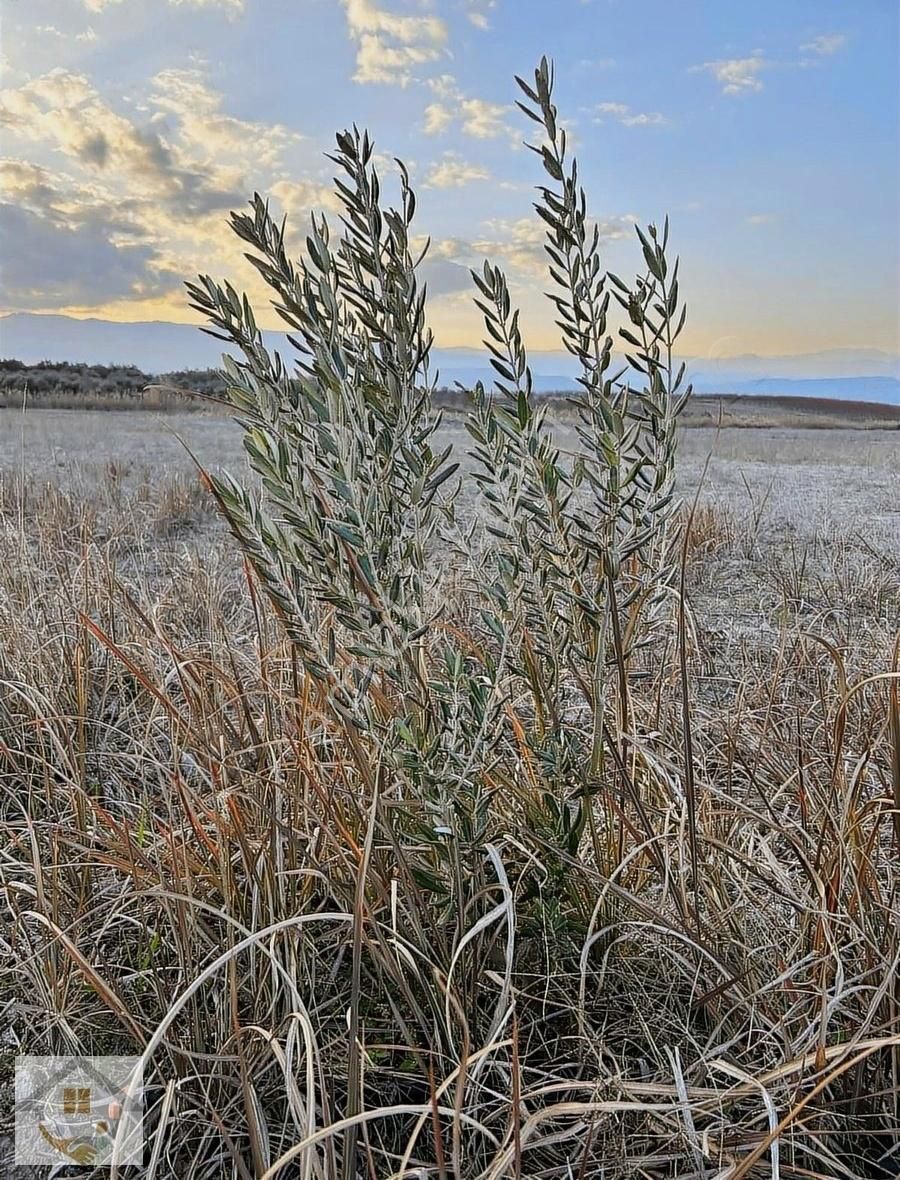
[1,0,897,357]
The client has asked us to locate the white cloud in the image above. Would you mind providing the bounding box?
[800,34,846,57]
[459,96,510,138]
[0,69,247,213]
[85,0,244,10]
[0,65,331,318]
[169,0,244,9]
[693,54,767,95]
[697,37,846,92]
[423,102,454,134]
[342,0,444,43]
[0,66,301,207]
[424,153,489,188]
[746,213,777,225]
[431,213,638,281]
[429,74,458,100]
[594,101,667,127]
[352,38,440,86]
[423,75,514,141]
[340,0,446,86]
[575,57,616,72]
[269,178,340,219]
[149,68,301,168]
[466,1,495,30]
[35,22,97,43]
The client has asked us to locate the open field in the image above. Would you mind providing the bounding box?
[681,394,900,430]
[3,367,900,427]
[2,404,898,544]
[1,404,897,685]
[0,406,897,1176]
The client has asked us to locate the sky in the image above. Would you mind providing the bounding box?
[0,0,898,358]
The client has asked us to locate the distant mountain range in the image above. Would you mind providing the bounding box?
[2,313,898,405]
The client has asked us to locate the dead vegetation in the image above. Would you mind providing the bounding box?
[0,434,897,1178]
[681,395,900,431]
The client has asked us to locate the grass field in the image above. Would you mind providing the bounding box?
[1,402,897,1176]
[2,402,898,544]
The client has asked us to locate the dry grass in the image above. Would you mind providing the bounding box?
[0,421,897,1178]
[680,396,900,431]
[3,380,899,425]
[0,388,198,413]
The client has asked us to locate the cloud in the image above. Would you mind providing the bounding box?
[351,39,440,86]
[149,68,301,169]
[0,154,199,314]
[2,72,138,171]
[35,22,101,50]
[459,97,511,138]
[429,214,638,282]
[800,34,846,57]
[593,102,667,127]
[696,37,846,92]
[0,158,142,236]
[85,0,244,11]
[693,54,767,95]
[0,159,59,208]
[342,0,444,43]
[0,204,164,308]
[575,57,616,72]
[418,255,473,296]
[0,66,332,318]
[472,218,550,277]
[746,213,777,225]
[169,0,245,9]
[466,1,495,30]
[424,102,454,134]
[423,75,514,141]
[424,153,489,188]
[269,178,341,220]
[340,0,446,86]
[0,68,302,220]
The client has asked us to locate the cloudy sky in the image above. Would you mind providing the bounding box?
[1,0,897,356]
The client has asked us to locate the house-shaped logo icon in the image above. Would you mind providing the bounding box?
[15,1055,144,1167]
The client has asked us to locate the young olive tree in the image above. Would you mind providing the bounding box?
[185,56,692,1175]
[187,56,691,869]
[465,59,690,857]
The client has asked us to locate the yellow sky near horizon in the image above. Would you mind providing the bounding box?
[1,1,897,359]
